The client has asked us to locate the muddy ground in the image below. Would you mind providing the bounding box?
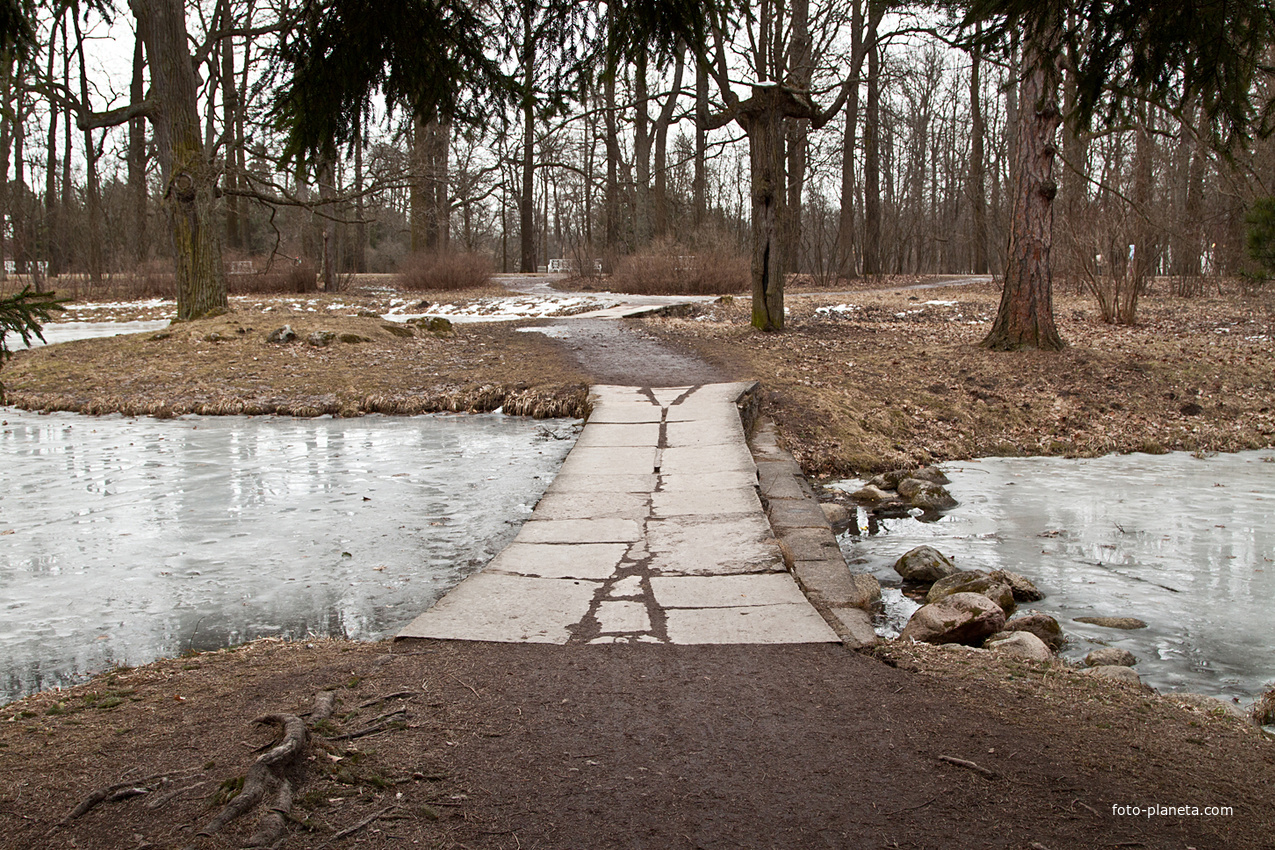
[2,275,1274,848]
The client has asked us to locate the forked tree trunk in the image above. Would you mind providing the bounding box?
[131,0,226,321]
[982,38,1064,351]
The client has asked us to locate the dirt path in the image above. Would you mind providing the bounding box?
[533,318,729,386]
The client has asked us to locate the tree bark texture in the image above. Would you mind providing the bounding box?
[128,33,148,263]
[411,113,450,252]
[861,31,881,276]
[969,36,988,274]
[131,0,227,321]
[982,38,1064,351]
[693,58,707,228]
[519,4,535,272]
[633,55,652,247]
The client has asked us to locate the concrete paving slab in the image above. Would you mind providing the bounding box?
[662,400,737,422]
[531,491,649,520]
[665,418,745,448]
[488,542,629,580]
[766,499,828,531]
[574,422,661,448]
[663,604,839,644]
[595,600,651,633]
[650,574,811,608]
[646,515,781,575]
[660,444,756,474]
[585,403,664,424]
[650,487,762,518]
[398,573,596,644]
[606,576,644,598]
[659,470,758,492]
[558,446,658,476]
[546,473,657,494]
[514,518,643,544]
[650,387,693,406]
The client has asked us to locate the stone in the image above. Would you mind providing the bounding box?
[893,545,960,584]
[896,478,958,511]
[830,607,879,649]
[426,316,453,335]
[910,466,951,485]
[382,323,414,338]
[819,502,852,526]
[1085,647,1137,668]
[1002,613,1065,651]
[1082,665,1149,689]
[266,325,296,344]
[306,330,336,347]
[338,333,371,344]
[984,630,1052,661]
[926,570,1016,614]
[899,592,1006,646]
[1166,693,1249,721]
[868,469,910,490]
[989,569,1045,602]
[1074,616,1148,630]
[850,484,892,503]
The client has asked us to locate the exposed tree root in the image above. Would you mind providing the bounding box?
[63,772,198,823]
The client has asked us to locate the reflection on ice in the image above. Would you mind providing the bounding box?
[0,410,578,703]
[834,451,1275,703]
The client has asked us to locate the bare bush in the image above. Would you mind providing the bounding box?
[609,238,749,295]
[396,251,494,291]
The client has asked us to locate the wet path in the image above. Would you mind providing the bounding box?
[398,382,838,645]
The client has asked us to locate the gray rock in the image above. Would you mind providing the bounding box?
[926,570,1016,614]
[910,466,951,485]
[819,502,852,526]
[985,630,1053,661]
[267,325,296,344]
[893,545,960,583]
[307,330,336,347]
[1085,647,1137,668]
[1074,616,1148,630]
[868,469,910,490]
[895,478,958,511]
[899,592,1006,646]
[1002,613,1065,651]
[1082,665,1150,690]
[989,569,1045,602]
[850,484,892,503]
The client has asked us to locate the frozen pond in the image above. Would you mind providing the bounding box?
[5,320,171,349]
[834,450,1275,705]
[0,409,577,703]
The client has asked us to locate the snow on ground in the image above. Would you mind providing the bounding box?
[383,294,619,324]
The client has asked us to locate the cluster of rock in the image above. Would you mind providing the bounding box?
[850,467,958,513]
[892,545,1259,720]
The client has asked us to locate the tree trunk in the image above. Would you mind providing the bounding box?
[411,113,450,253]
[128,33,148,264]
[969,35,988,274]
[782,0,812,275]
[652,49,684,241]
[354,125,366,272]
[519,4,535,272]
[862,27,881,276]
[317,140,337,291]
[43,14,58,283]
[131,0,227,321]
[72,3,104,287]
[694,58,708,228]
[633,55,652,247]
[836,0,865,279]
[0,51,10,282]
[982,37,1064,351]
[603,56,621,254]
[221,1,241,251]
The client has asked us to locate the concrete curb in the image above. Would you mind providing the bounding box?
[749,418,881,649]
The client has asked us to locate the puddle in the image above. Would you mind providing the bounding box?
[0,410,578,703]
[832,450,1275,704]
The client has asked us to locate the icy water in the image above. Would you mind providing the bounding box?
[6,320,171,349]
[834,451,1275,705]
[0,410,577,703]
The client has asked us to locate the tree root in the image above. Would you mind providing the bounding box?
[194,714,307,846]
[63,772,198,824]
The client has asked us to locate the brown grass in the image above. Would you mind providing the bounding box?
[609,239,749,295]
[396,251,494,291]
[4,306,589,420]
[642,280,1275,475]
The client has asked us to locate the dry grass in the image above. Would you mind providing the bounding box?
[396,251,494,291]
[4,306,589,420]
[608,239,749,295]
[642,280,1275,475]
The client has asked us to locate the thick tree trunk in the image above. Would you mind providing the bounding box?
[410,113,450,252]
[781,0,812,275]
[633,55,652,247]
[128,34,148,264]
[519,4,535,272]
[652,50,684,241]
[982,38,1064,351]
[317,141,337,291]
[603,58,621,254]
[694,59,707,228]
[131,0,227,321]
[862,31,881,276]
[354,127,366,273]
[221,3,241,251]
[836,0,865,279]
[969,37,988,274]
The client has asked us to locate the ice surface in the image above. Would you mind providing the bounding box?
[0,410,577,703]
[5,320,171,350]
[834,451,1275,703]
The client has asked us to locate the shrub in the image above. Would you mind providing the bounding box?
[609,238,749,295]
[396,251,493,291]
